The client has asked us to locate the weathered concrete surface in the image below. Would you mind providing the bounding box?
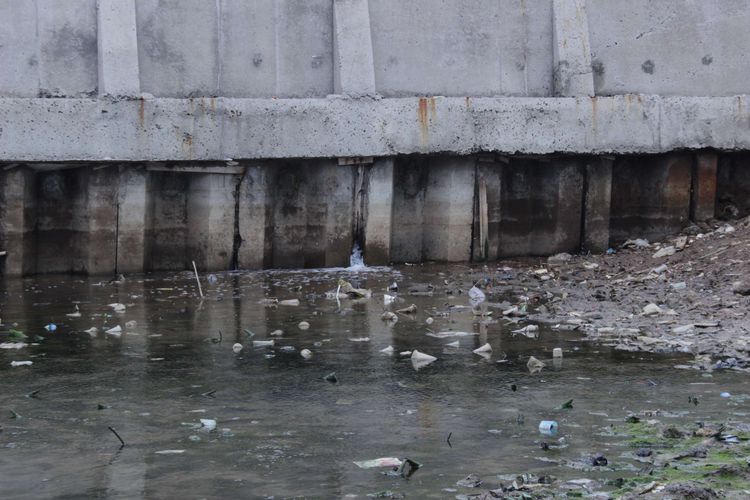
[368,0,554,97]
[187,173,238,271]
[717,153,750,219]
[691,152,718,222]
[333,0,376,96]
[363,158,394,265]
[390,157,427,263]
[583,158,613,252]
[589,0,750,97]
[497,158,583,256]
[0,0,97,98]
[97,0,140,97]
[610,154,693,244]
[144,171,188,270]
[136,0,219,98]
[472,161,503,261]
[237,161,354,269]
[552,0,594,97]
[85,168,118,274]
[2,96,750,161]
[390,156,475,263]
[116,167,148,273]
[0,168,35,276]
[237,164,272,269]
[422,157,475,262]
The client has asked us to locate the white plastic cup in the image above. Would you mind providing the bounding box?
[539,420,558,436]
[553,348,563,358]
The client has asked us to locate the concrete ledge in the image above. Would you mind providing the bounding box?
[1,95,750,161]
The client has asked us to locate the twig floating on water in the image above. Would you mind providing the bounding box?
[201,390,216,398]
[446,432,452,447]
[26,389,40,399]
[108,426,125,447]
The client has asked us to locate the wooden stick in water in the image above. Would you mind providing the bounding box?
[192,260,204,298]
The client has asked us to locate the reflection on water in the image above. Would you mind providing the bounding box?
[0,265,747,498]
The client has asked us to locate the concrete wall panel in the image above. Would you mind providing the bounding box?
[38,0,98,97]
[137,0,219,97]
[368,0,553,97]
[497,159,583,256]
[219,0,277,97]
[589,0,750,96]
[0,1,39,97]
[610,154,692,244]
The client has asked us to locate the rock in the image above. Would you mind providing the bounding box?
[548,253,572,265]
[456,474,482,488]
[588,453,608,466]
[622,238,650,249]
[662,427,685,439]
[300,349,312,359]
[635,448,653,457]
[298,321,310,330]
[652,264,668,274]
[731,281,750,296]
[652,246,676,258]
[673,235,688,250]
[232,343,243,353]
[642,303,663,316]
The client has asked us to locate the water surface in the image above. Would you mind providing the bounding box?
[0,265,747,498]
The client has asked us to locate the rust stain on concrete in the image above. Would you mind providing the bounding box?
[418,97,429,146]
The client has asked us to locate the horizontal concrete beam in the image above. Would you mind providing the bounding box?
[1,95,750,161]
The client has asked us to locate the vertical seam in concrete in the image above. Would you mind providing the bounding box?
[579,159,589,252]
[231,167,246,270]
[34,0,41,95]
[273,1,281,96]
[215,0,223,96]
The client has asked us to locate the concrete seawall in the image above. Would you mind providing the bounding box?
[0,0,749,275]
[1,151,747,276]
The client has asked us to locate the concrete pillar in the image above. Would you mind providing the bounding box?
[332,0,377,95]
[423,157,476,262]
[472,162,503,262]
[583,158,613,253]
[0,167,35,277]
[552,0,594,97]
[238,164,273,270]
[116,167,148,273]
[363,158,393,265]
[85,168,118,275]
[187,173,239,271]
[97,0,140,97]
[691,151,718,222]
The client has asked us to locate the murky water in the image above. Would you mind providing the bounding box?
[0,265,748,498]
